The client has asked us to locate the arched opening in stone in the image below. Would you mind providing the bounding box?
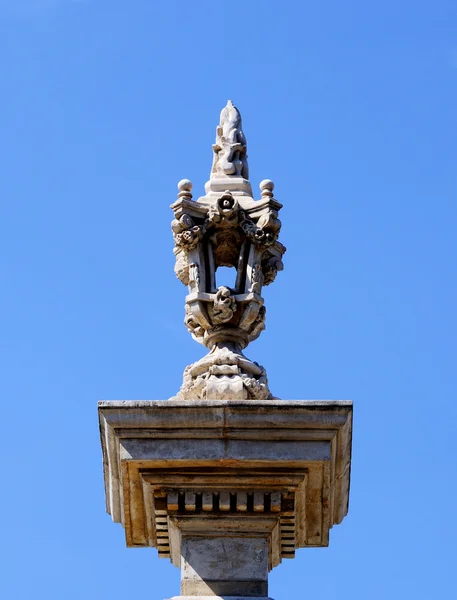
[216,266,237,289]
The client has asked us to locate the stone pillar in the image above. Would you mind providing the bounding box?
[98,102,353,599]
[179,536,269,597]
[99,400,352,599]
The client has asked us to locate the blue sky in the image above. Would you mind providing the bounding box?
[1,1,456,599]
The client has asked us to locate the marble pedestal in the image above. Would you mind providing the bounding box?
[99,400,352,598]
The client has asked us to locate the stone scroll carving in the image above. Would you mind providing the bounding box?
[170,102,286,400]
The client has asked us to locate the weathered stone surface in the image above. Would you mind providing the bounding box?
[182,537,268,581]
[98,399,352,562]
[170,102,286,401]
[210,101,249,182]
[181,537,268,596]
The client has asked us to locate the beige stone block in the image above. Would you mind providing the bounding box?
[98,400,352,563]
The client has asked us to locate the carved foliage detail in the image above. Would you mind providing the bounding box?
[171,214,202,250]
[240,210,281,247]
[176,345,272,401]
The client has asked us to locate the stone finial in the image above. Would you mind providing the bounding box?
[260,179,274,198]
[177,179,193,199]
[211,100,249,180]
[170,103,286,401]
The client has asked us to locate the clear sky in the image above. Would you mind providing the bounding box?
[1,1,456,599]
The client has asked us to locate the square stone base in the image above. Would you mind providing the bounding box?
[100,399,352,597]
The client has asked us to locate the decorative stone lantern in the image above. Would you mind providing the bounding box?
[170,101,286,401]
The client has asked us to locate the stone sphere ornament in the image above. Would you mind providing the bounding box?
[260,179,275,198]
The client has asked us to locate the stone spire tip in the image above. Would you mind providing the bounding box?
[210,100,249,183]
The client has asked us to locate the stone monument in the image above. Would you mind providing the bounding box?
[99,101,353,600]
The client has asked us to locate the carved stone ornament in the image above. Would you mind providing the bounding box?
[211,100,249,180]
[170,101,286,400]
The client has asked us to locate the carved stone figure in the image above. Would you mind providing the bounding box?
[212,286,236,324]
[211,100,248,180]
[248,305,266,341]
[171,214,202,250]
[170,102,286,400]
[188,263,200,291]
[184,303,204,339]
[262,254,284,286]
[240,210,277,246]
[173,247,189,285]
[250,264,264,295]
[257,208,282,237]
